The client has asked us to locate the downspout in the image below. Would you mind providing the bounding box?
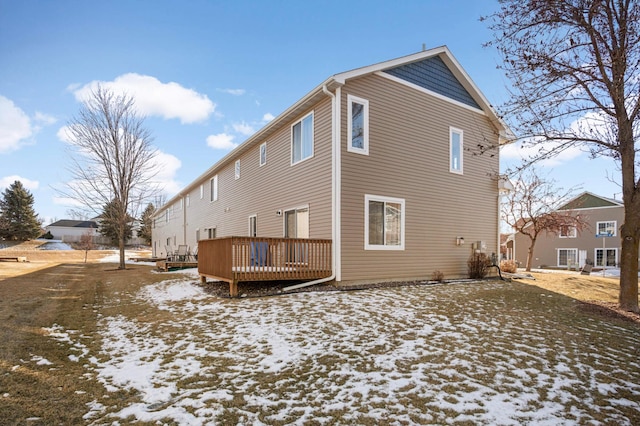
[283,84,339,292]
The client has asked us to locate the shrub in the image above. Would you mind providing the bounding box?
[500,259,518,273]
[468,253,492,279]
[41,231,54,240]
[431,270,445,282]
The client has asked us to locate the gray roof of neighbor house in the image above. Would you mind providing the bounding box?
[558,192,624,210]
[47,220,98,229]
[154,45,514,218]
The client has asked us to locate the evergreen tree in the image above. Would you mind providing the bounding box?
[0,181,42,241]
[138,203,155,246]
[98,200,133,247]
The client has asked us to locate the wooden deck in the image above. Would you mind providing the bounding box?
[198,236,332,297]
[156,260,198,272]
[0,256,28,262]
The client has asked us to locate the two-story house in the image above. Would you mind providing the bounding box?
[152,46,512,295]
[512,192,625,269]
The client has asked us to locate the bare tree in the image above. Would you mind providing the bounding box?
[484,0,640,312]
[78,230,95,263]
[61,86,158,269]
[503,169,589,271]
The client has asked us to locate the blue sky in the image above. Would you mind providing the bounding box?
[0,0,622,225]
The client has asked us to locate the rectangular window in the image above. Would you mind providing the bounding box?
[559,225,576,238]
[260,143,267,167]
[179,198,184,210]
[207,227,216,239]
[200,184,204,199]
[595,248,617,267]
[365,194,405,250]
[165,210,169,223]
[249,215,257,237]
[235,160,240,180]
[450,127,463,174]
[186,194,190,207]
[597,221,617,236]
[557,248,578,267]
[196,229,200,241]
[347,94,369,155]
[292,112,314,164]
[210,175,218,202]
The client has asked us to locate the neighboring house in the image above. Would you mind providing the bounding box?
[46,220,99,242]
[512,192,626,269]
[152,46,512,287]
[46,218,145,246]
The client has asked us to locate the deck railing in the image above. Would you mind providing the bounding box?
[198,236,332,296]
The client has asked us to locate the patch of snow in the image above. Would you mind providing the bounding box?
[37,240,74,250]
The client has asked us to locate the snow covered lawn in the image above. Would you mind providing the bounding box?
[44,277,640,425]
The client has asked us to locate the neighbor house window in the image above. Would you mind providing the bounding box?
[207,227,216,239]
[559,225,576,238]
[596,221,617,236]
[365,194,405,250]
[450,127,463,174]
[165,210,169,223]
[210,175,218,202]
[179,198,184,210]
[557,248,577,267]
[347,95,369,155]
[595,248,617,267]
[186,194,190,207]
[292,112,314,164]
[260,143,267,166]
[249,215,257,237]
[200,184,204,199]
[235,160,240,180]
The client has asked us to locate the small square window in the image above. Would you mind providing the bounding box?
[559,225,576,238]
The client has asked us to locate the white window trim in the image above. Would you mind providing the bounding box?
[594,247,618,267]
[200,184,204,199]
[291,111,314,166]
[249,214,257,237]
[364,194,405,251]
[210,175,218,202]
[235,160,240,180]
[596,220,617,236]
[449,127,463,174]
[186,194,190,207]
[559,226,577,238]
[259,142,267,167]
[557,248,578,267]
[347,94,369,155]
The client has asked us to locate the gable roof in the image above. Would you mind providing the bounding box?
[155,46,513,217]
[557,191,623,210]
[48,220,98,229]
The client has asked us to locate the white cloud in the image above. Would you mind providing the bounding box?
[152,151,182,196]
[56,125,74,144]
[0,175,39,191]
[262,113,275,122]
[232,121,255,136]
[206,133,237,150]
[218,88,246,96]
[72,73,216,124]
[0,95,33,153]
[34,111,57,125]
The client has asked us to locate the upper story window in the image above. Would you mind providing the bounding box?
[292,112,314,165]
[235,160,241,180]
[450,127,463,174]
[200,184,204,199]
[186,194,190,207]
[597,221,617,236]
[559,225,576,238]
[210,175,218,202]
[347,95,369,155]
[260,143,267,167]
[365,194,405,250]
[179,198,184,210]
[165,210,169,223]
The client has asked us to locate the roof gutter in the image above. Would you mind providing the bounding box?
[283,83,339,291]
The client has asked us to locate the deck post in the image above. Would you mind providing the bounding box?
[229,281,238,298]
[200,275,207,285]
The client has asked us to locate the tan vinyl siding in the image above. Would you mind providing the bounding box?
[340,73,500,281]
[514,206,625,268]
[154,98,334,254]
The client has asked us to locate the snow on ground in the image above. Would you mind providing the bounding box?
[44,280,640,425]
[36,240,74,250]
